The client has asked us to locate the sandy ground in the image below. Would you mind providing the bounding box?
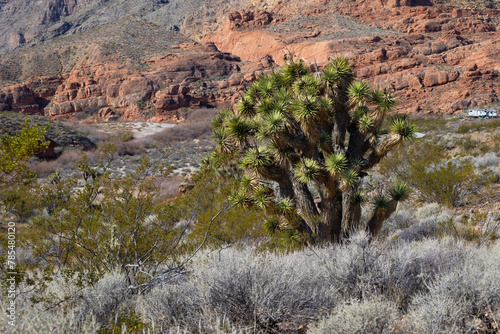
[129,122,176,138]
[94,122,176,138]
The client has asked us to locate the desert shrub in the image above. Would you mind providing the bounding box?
[136,235,474,332]
[136,281,203,331]
[151,122,213,143]
[0,185,41,222]
[109,132,134,142]
[5,234,499,334]
[325,233,465,310]
[416,203,453,221]
[436,132,458,150]
[28,148,86,177]
[380,140,489,206]
[202,249,337,330]
[446,211,500,243]
[21,151,186,287]
[174,167,267,249]
[404,242,500,333]
[137,247,337,332]
[380,203,416,235]
[408,116,452,132]
[416,159,481,206]
[383,203,453,241]
[2,271,133,333]
[308,297,399,334]
[473,151,499,168]
[395,220,440,242]
[0,303,99,334]
[390,203,500,243]
[0,118,49,222]
[456,136,491,155]
[457,119,500,134]
[0,118,48,186]
[108,138,145,156]
[458,122,480,134]
[75,272,130,325]
[379,139,444,180]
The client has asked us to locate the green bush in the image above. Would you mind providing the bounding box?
[380,140,490,207]
[21,150,185,287]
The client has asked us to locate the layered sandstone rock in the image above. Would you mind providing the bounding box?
[1,0,499,119]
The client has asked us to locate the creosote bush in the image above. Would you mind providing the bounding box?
[379,139,492,207]
[20,145,189,288]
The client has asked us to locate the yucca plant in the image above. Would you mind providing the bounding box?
[208,56,414,243]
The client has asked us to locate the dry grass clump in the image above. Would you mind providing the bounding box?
[325,233,465,310]
[308,297,399,334]
[0,304,99,334]
[28,148,87,177]
[382,203,453,241]
[108,137,149,156]
[135,234,483,332]
[383,202,500,242]
[1,272,128,334]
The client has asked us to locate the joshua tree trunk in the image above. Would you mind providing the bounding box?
[366,200,398,236]
[341,191,362,238]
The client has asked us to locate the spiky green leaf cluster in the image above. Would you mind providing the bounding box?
[277,197,295,215]
[339,169,359,192]
[253,185,274,209]
[373,195,391,212]
[390,116,416,139]
[348,81,371,106]
[350,188,365,205]
[240,147,272,171]
[389,181,410,202]
[325,153,347,178]
[294,158,321,184]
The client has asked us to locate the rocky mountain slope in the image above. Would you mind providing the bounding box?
[0,0,499,120]
[0,0,201,54]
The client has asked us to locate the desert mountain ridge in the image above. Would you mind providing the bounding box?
[1,0,500,121]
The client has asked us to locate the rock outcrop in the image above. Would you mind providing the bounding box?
[1,0,499,118]
[203,0,500,114]
[0,43,246,121]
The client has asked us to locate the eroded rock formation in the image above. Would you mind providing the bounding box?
[1,0,499,119]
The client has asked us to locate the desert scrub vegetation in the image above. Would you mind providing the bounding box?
[12,107,216,180]
[379,133,499,207]
[380,202,500,243]
[2,63,500,333]
[2,234,500,333]
[0,112,95,149]
[151,108,218,143]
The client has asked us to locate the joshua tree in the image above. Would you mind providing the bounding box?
[209,57,414,243]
